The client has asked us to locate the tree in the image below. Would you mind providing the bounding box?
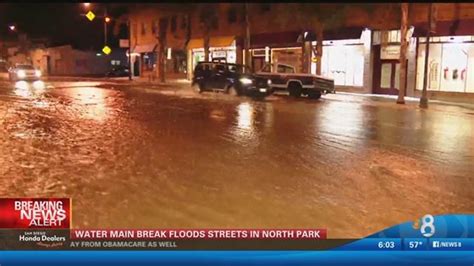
[152,4,191,83]
[397,3,410,104]
[420,3,436,109]
[198,4,219,62]
[157,17,168,83]
[277,4,350,75]
[229,3,253,70]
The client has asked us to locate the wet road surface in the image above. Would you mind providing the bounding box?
[0,79,473,238]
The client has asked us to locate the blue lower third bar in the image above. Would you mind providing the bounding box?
[3,251,474,266]
[428,238,474,251]
[334,238,402,251]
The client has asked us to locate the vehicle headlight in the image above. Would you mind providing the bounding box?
[17,70,26,78]
[239,78,253,85]
[35,70,42,77]
[267,79,272,85]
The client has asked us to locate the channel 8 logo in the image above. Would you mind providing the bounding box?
[413,214,435,237]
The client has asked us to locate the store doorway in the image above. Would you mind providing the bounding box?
[252,57,264,72]
[373,46,407,95]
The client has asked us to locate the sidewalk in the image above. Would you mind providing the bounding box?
[114,77,474,112]
[334,92,474,112]
[38,75,474,112]
[45,76,191,87]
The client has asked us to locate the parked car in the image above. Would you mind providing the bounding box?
[255,63,335,99]
[106,66,130,77]
[8,64,42,81]
[192,62,272,98]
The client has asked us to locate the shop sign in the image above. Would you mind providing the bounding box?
[381,45,400,60]
[212,51,227,58]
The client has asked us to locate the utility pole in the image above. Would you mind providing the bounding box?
[420,3,434,109]
[397,3,409,104]
[104,6,108,46]
[244,3,251,72]
[128,19,133,81]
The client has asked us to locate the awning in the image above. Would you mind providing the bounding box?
[237,31,301,49]
[412,19,474,37]
[237,27,366,49]
[187,36,236,49]
[323,27,365,41]
[133,44,157,53]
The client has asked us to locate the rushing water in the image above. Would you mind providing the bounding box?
[0,80,473,238]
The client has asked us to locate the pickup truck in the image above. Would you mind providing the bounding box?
[255,63,335,99]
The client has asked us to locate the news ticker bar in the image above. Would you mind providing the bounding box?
[1,230,474,251]
[336,238,474,251]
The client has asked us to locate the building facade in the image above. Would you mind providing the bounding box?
[20,45,109,76]
[125,3,474,100]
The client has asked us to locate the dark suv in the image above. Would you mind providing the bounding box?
[192,62,272,98]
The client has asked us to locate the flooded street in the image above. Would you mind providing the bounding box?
[0,79,473,238]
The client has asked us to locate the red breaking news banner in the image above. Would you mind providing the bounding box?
[0,198,71,229]
[0,198,328,241]
[70,229,327,240]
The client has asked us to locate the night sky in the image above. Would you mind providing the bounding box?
[0,3,128,50]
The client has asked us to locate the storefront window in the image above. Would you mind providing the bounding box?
[272,48,302,73]
[394,63,400,89]
[380,63,392,88]
[321,44,364,86]
[192,46,236,72]
[417,38,474,93]
[143,53,156,71]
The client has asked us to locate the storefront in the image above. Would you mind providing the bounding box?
[249,46,302,73]
[411,19,474,98]
[246,31,302,72]
[132,43,158,77]
[166,48,188,79]
[190,47,236,66]
[415,36,474,93]
[371,29,416,95]
[187,36,237,79]
[317,39,366,87]
[245,28,371,91]
[313,28,371,91]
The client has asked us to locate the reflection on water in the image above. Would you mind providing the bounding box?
[318,101,366,151]
[209,109,226,121]
[227,101,260,147]
[237,102,254,131]
[14,80,46,98]
[32,80,46,90]
[319,102,364,135]
[426,113,472,162]
[14,81,31,97]
[69,87,108,121]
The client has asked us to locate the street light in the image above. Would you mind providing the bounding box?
[80,3,132,81]
[81,4,108,46]
[8,25,16,32]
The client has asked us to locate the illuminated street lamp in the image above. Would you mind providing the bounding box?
[83,3,91,8]
[105,16,111,23]
[8,25,16,32]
